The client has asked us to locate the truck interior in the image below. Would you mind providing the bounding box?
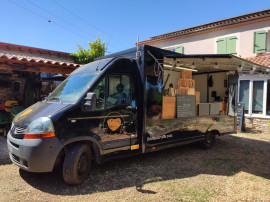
[144,48,270,121]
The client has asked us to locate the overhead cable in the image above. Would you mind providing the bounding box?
[50,0,128,48]
[8,0,90,41]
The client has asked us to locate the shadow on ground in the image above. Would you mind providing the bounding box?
[0,136,11,166]
[19,135,270,196]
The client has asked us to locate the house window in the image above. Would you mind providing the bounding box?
[239,80,250,113]
[164,45,184,54]
[175,45,184,54]
[252,81,264,114]
[239,78,270,117]
[254,30,267,53]
[216,36,237,55]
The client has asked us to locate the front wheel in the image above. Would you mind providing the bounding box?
[201,131,216,149]
[63,144,92,185]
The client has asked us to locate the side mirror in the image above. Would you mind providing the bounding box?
[82,92,96,112]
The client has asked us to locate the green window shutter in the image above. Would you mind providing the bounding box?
[175,45,183,54]
[227,36,237,55]
[217,38,226,54]
[254,31,267,53]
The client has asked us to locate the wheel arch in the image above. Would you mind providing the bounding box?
[206,125,221,136]
[54,137,103,168]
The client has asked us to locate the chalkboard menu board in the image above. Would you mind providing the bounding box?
[176,95,196,118]
[237,102,245,133]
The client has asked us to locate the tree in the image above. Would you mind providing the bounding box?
[71,36,106,64]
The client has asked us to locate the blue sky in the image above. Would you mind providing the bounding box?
[1,0,269,54]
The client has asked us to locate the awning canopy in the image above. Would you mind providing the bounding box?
[164,54,270,74]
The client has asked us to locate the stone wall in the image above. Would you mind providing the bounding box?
[245,117,270,134]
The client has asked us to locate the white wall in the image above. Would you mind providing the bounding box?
[155,21,270,58]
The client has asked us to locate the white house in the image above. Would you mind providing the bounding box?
[140,9,270,132]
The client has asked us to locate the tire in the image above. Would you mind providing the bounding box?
[201,131,216,149]
[63,143,92,185]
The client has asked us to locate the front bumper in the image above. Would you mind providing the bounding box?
[7,131,63,172]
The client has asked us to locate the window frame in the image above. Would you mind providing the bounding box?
[253,30,267,53]
[162,45,184,54]
[239,80,250,113]
[91,77,106,111]
[238,76,269,118]
[212,32,241,56]
[106,73,132,107]
[216,35,238,55]
[92,73,133,110]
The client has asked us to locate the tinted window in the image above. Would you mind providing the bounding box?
[252,81,264,114]
[93,78,105,110]
[267,80,270,115]
[239,80,250,113]
[106,75,131,107]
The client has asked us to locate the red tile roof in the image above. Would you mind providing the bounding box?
[245,53,270,67]
[0,42,72,58]
[0,42,80,74]
[0,51,79,67]
[139,9,270,45]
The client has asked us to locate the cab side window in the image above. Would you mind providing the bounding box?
[93,78,105,110]
[106,74,131,108]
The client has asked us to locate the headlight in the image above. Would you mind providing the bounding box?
[25,117,55,139]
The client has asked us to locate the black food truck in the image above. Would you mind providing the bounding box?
[7,45,267,185]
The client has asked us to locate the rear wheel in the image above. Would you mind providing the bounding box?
[63,143,92,185]
[201,131,216,149]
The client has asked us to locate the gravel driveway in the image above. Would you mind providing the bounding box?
[0,133,269,201]
[0,135,9,165]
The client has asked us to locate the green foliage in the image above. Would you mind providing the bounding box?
[71,36,106,64]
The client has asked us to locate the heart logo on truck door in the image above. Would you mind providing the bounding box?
[107,118,121,131]
[103,111,126,135]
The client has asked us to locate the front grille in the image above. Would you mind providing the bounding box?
[11,126,26,139]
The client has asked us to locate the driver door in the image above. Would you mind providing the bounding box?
[85,72,138,155]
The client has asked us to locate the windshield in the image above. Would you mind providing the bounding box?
[71,58,113,75]
[47,73,97,103]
